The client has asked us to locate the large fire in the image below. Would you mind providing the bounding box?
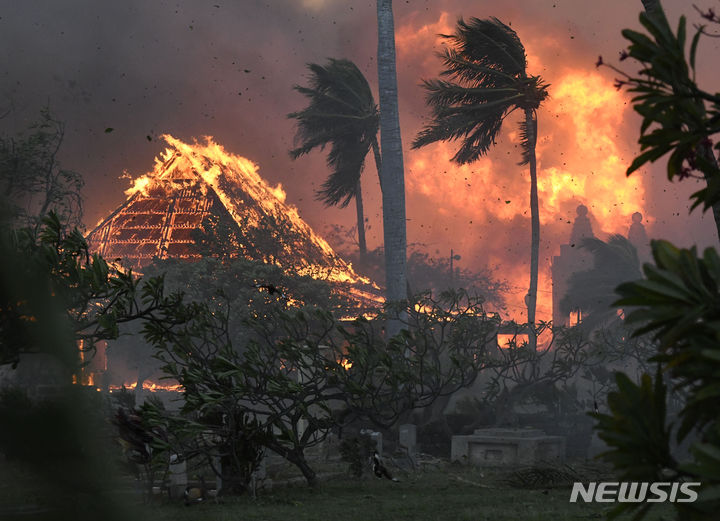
[91,134,379,292]
[398,13,647,322]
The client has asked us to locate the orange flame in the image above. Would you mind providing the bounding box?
[108,380,184,393]
[121,135,377,289]
[399,13,647,322]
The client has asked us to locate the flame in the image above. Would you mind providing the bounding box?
[339,358,353,370]
[108,380,184,393]
[119,135,378,290]
[399,13,647,323]
[125,175,152,197]
[497,333,528,349]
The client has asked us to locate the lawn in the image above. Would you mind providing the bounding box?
[0,457,675,521]
[146,465,672,521]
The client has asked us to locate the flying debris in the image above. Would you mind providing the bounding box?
[254,282,289,300]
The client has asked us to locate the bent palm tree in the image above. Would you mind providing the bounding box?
[412,17,548,348]
[560,235,642,331]
[289,59,381,261]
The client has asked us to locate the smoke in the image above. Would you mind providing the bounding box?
[1,0,717,320]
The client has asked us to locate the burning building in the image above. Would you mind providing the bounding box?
[88,135,374,283]
[84,135,382,395]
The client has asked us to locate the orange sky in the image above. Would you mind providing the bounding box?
[1,0,718,321]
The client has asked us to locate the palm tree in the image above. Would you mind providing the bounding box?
[377,0,409,330]
[288,59,382,261]
[412,17,548,348]
[560,235,642,331]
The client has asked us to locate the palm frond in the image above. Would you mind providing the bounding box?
[439,48,518,85]
[413,102,511,163]
[560,235,642,325]
[414,16,548,164]
[316,136,372,207]
[449,17,527,77]
[422,78,522,108]
[288,59,379,208]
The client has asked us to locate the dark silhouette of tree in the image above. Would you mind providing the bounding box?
[560,235,642,331]
[412,17,548,348]
[289,59,381,262]
[0,109,83,229]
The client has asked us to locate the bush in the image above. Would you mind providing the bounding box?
[339,433,376,478]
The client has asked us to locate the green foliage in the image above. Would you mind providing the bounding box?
[480,324,595,426]
[0,386,131,521]
[143,288,498,487]
[616,240,720,442]
[339,289,500,427]
[588,240,720,518]
[0,212,167,369]
[607,6,720,211]
[339,433,376,478]
[593,372,674,480]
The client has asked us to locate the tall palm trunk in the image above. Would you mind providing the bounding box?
[355,178,367,262]
[371,137,383,192]
[525,109,539,350]
[640,0,720,240]
[377,0,408,337]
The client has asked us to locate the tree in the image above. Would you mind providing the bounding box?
[601,2,720,238]
[288,59,381,262]
[560,235,642,330]
[377,0,409,331]
[0,212,167,371]
[143,289,499,487]
[592,240,720,519]
[589,3,720,517]
[412,17,549,348]
[0,109,83,229]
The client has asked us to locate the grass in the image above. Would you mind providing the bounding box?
[145,465,673,521]
[0,457,675,521]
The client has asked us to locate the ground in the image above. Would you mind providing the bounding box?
[0,457,674,521]
[149,466,673,521]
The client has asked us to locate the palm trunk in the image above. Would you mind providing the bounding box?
[377,0,408,337]
[371,136,383,192]
[525,109,539,350]
[355,178,367,262]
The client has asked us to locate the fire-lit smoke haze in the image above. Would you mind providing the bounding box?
[397,11,646,318]
[1,0,717,321]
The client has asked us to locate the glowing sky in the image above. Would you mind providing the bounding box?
[1,0,718,319]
